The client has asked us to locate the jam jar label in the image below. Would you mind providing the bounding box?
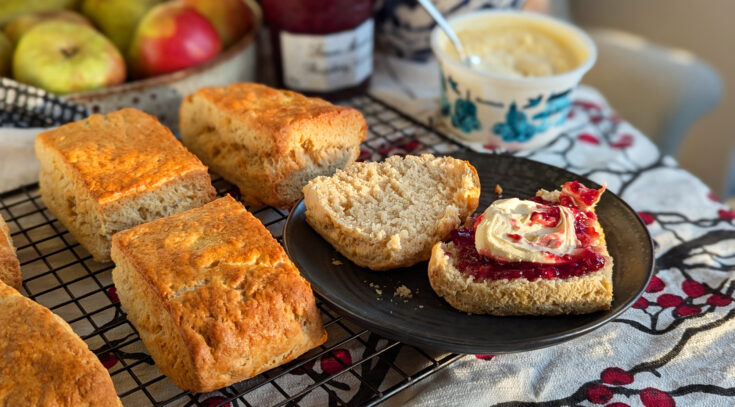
[280,19,373,92]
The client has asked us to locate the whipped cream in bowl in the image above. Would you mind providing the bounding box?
[475,198,580,264]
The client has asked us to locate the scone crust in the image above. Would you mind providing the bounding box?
[181,82,365,155]
[303,154,481,271]
[0,282,121,406]
[0,217,21,290]
[35,107,210,205]
[111,196,327,392]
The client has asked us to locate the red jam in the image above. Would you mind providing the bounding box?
[448,182,606,282]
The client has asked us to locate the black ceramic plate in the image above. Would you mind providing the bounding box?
[283,152,654,354]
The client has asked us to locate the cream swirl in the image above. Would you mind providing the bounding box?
[474,198,580,264]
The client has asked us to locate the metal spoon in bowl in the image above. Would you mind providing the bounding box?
[416,0,481,67]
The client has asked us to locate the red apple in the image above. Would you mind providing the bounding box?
[127,2,221,78]
[179,0,253,48]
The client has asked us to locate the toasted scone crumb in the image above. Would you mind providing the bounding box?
[375,289,383,295]
[419,305,424,309]
[495,184,503,195]
[331,259,343,265]
[394,285,413,298]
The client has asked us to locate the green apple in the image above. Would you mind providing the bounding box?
[5,10,93,45]
[180,0,253,48]
[0,0,78,26]
[0,33,11,77]
[81,0,163,53]
[13,21,126,94]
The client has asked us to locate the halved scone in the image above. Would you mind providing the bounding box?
[303,154,481,271]
[429,181,613,315]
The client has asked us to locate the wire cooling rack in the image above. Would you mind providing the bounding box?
[0,94,469,406]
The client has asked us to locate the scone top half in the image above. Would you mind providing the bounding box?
[303,154,481,271]
[111,196,327,393]
[35,108,216,261]
[179,83,367,208]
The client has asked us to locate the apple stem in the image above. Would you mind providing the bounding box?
[60,46,79,58]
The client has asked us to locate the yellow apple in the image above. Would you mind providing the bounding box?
[0,33,11,77]
[4,10,93,45]
[0,0,78,26]
[179,0,253,48]
[81,0,163,53]
[13,22,126,94]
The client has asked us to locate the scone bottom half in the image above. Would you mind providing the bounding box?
[178,82,367,209]
[110,196,326,393]
[302,154,481,271]
[428,181,614,316]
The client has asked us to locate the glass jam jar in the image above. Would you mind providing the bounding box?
[262,0,374,99]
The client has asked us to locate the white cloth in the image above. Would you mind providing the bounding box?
[0,127,44,194]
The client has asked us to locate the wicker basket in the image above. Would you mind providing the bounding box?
[66,0,262,132]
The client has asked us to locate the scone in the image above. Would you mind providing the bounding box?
[429,181,613,316]
[0,216,21,290]
[111,196,327,393]
[303,154,481,271]
[35,108,216,262]
[0,281,121,406]
[179,82,366,208]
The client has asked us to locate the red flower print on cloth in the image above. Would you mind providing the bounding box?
[707,192,720,202]
[106,286,119,303]
[633,296,650,309]
[202,396,231,407]
[397,139,421,153]
[578,133,601,145]
[357,149,372,162]
[657,294,683,308]
[718,209,735,221]
[607,403,630,407]
[707,294,732,307]
[320,349,352,375]
[638,212,655,225]
[646,276,665,293]
[681,280,707,298]
[610,134,634,149]
[290,358,316,375]
[675,305,702,316]
[98,352,118,369]
[585,383,613,404]
[601,367,634,385]
[639,387,676,407]
[475,354,495,360]
[574,100,602,110]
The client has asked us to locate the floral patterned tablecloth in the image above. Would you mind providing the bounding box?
[1,56,734,406]
[366,56,735,407]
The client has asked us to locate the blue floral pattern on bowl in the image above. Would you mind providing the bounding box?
[492,90,572,142]
[451,93,482,133]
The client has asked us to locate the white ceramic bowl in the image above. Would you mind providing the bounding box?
[430,10,596,150]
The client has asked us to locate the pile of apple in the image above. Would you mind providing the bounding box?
[0,0,253,95]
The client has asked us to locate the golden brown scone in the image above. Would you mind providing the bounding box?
[111,196,327,393]
[35,108,216,262]
[0,281,121,406]
[428,187,613,316]
[0,216,21,290]
[303,154,481,271]
[179,82,366,208]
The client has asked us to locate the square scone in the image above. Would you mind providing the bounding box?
[111,196,327,393]
[179,82,367,208]
[35,108,216,262]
